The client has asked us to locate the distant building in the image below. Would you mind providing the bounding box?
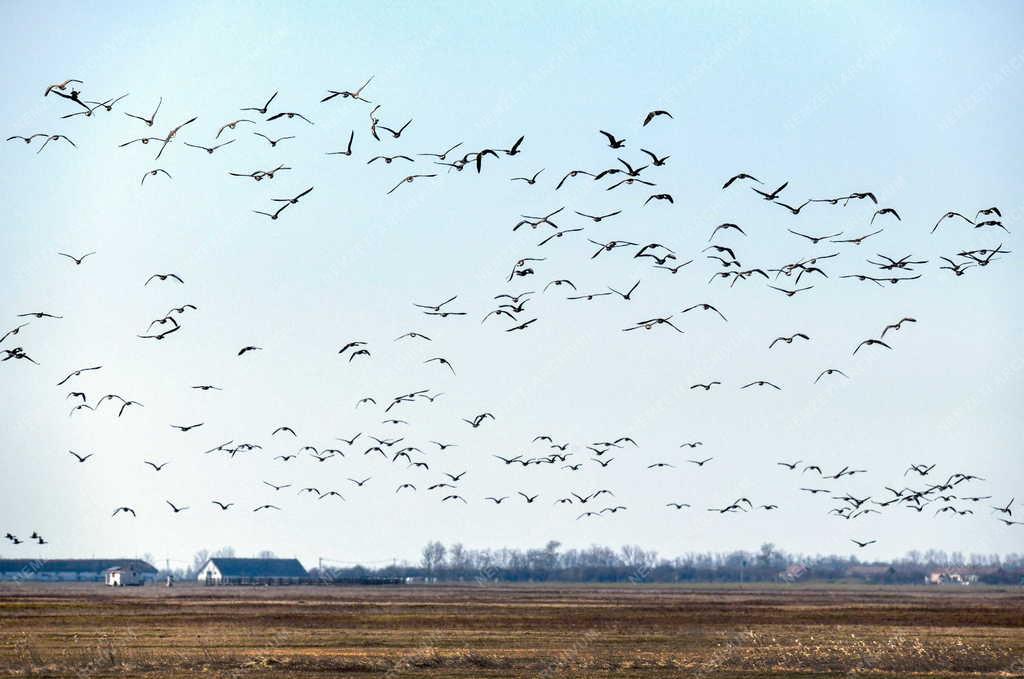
[104,563,148,586]
[926,569,980,585]
[779,564,808,582]
[197,557,308,585]
[0,559,157,583]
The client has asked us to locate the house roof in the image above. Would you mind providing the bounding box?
[203,558,307,578]
[0,559,157,573]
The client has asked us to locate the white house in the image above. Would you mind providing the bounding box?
[197,557,307,584]
[104,563,147,586]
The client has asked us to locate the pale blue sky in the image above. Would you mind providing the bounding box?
[1,1,1021,567]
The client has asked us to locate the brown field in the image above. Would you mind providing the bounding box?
[0,583,1022,678]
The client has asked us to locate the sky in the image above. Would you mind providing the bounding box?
[0,1,1022,570]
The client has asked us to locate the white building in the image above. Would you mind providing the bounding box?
[197,557,307,584]
[104,563,148,586]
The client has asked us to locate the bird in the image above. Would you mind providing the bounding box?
[645,193,673,205]
[388,174,437,195]
[272,426,297,437]
[880,317,916,338]
[377,118,412,139]
[832,230,884,245]
[932,211,974,233]
[266,111,313,124]
[709,223,746,240]
[853,339,892,355]
[850,539,877,548]
[6,133,48,145]
[414,295,458,312]
[184,139,235,154]
[751,181,788,200]
[124,97,162,126]
[211,501,234,510]
[144,461,168,472]
[599,130,626,148]
[688,457,713,467]
[871,208,901,224]
[163,499,188,516]
[153,116,198,159]
[321,76,374,103]
[690,382,721,391]
[608,280,640,301]
[788,229,842,244]
[722,173,761,189]
[767,285,814,297]
[0,323,29,345]
[511,169,544,185]
[111,507,136,518]
[769,333,810,349]
[325,130,356,157]
[424,357,456,374]
[253,132,294,147]
[68,451,93,463]
[36,135,76,153]
[272,187,314,205]
[57,251,95,265]
[44,78,83,96]
[241,91,278,114]
[238,346,262,356]
[640,148,669,166]
[642,109,672,126]
[681,303,727,322]
[741,380,781,390]
[16,311,61,320]
[56,366,101,386]
[145,273,183,286]
[140,168,172,185]
[814,369,848,383]
[253,203,290,220]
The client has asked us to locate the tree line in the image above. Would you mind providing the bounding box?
[159,542,1024,584]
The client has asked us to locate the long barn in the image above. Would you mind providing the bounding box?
[0,558,157,582]
[196,557,308,584]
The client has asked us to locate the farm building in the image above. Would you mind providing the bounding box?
[104,563,148,586]
[197,557,308,585]
[0,559,157,583]
[778,564,808,582]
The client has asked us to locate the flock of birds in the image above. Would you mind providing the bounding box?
[1,75,1019,555]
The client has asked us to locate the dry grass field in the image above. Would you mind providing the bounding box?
[0,583,1021,678]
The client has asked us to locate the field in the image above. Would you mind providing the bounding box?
[0,583,1022,678]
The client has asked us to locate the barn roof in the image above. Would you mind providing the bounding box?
[0,559,157,573]
[204,557,307,577]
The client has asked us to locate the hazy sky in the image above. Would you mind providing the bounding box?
[1,1,1021,570]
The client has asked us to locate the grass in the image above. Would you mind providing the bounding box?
[0,583,1020,677]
